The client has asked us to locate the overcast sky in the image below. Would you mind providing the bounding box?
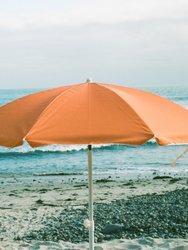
[0,0,188,89]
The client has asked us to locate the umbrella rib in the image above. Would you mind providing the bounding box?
[95,83,155,139]
[24,84,84,140]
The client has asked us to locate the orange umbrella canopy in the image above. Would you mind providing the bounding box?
[0,82,188,148]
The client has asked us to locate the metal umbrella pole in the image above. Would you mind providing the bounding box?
[88,144,94,250]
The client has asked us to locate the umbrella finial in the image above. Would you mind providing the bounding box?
[86,77,92,83]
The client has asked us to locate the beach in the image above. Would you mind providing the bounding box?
[1,0,188,248]
[0,86,187,249]
[0,176,187,249]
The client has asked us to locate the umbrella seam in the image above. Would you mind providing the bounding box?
[95,83,155,139]
[24,83,85,140]
[88,83,91,142]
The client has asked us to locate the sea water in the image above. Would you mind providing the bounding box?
[0,85,187,184]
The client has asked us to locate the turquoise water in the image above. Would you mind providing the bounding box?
[0,85,187,183]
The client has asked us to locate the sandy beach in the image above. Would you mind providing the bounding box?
[1,0,188,249]
[0,176,187,249]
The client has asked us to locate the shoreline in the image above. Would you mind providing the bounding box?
[0,177,187,249]
[0,175,187,207]
[0,167,188,186]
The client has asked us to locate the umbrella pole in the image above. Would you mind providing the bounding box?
[88,144,94,250]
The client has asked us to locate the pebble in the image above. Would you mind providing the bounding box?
[0,189,187,244]
[103,224,124,234]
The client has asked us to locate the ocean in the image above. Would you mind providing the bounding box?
[0,85,187,184]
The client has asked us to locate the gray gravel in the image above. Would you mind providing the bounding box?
[21,188,188,243]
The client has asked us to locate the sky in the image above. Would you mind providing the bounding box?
[0,0,188,89]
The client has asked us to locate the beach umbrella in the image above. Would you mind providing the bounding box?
[0,80,188,250]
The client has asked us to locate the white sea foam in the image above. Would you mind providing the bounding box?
[0,142,110,153]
